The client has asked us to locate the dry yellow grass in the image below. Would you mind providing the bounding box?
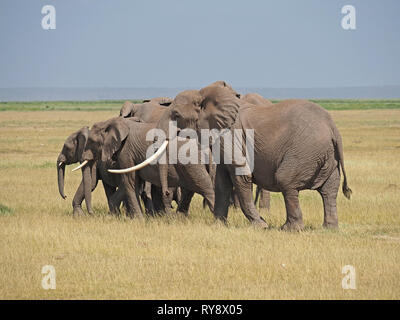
[0,109,399,299]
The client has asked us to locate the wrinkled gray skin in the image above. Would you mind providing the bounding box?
[81,117,215,218]
[155,85,352,231]
[119,97,172,122]
[57,127,123,215]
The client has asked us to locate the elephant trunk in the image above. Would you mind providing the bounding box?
[82,163,93,214]
[159,163,169,197]
[57,161,66,199]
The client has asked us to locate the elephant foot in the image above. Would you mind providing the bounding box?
[109,208,121,216]
[252,219,269,230]
[213,218,228,227]
[281,221,304,232]
[323,222,339,230]
[73,206,84,216]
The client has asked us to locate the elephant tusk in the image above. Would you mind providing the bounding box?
[71,160,88,172]
[108,140,168,174]
[58,162,63,167]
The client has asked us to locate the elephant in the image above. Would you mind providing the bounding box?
[120,98,215,215]
[79,117,215,218]
[208,82,272,210]
[57,126,124,216]
[120,98,172,122]
[119,98,186,213]
[150,84,352,231]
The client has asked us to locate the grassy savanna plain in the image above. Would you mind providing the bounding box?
[0,99,400,299]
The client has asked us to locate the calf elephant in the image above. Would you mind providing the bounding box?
[150,85,352,231]
[79,117,215,218]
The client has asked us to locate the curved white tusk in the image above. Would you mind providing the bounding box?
[71,160,88,172]
[58,162,63,167]
[108,140,168,174]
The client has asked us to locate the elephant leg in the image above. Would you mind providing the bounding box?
[230,173,268,229]
[141,182,155,215]
[214,165,233,223]
[102,181,116,212]
[259,189,270,211]
[134,176,145,218]
[276,159,305,231]
[318,167,340,229]
[174,187,182,206]
[232,189,241,208]
[151,185,164,214]
[254,185,261,206]
[281,190,304,231]
[109,188,125,216]
[120,173,143,219]
[177,188,195,216]
[162,188,175,214]
[72,181,85,216]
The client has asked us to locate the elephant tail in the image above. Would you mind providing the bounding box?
[333,127,352,199]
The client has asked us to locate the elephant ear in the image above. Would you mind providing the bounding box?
[120,101,135,118]
[102,119,129,162]
[200,86,241,130]
[77,127,89,162]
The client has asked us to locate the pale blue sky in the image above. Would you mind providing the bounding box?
[0,0,399,88]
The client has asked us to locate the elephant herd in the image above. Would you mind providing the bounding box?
[57,81,351,231]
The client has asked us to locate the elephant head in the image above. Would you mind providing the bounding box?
[57,127,89,199]
[119,98,172,118]
[241,93,273,107]
[120,101,138,118]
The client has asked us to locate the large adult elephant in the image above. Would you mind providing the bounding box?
[57,126,124,215]
[147,85,352,231]
[79,117,215,218]
[208,82,272,210]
